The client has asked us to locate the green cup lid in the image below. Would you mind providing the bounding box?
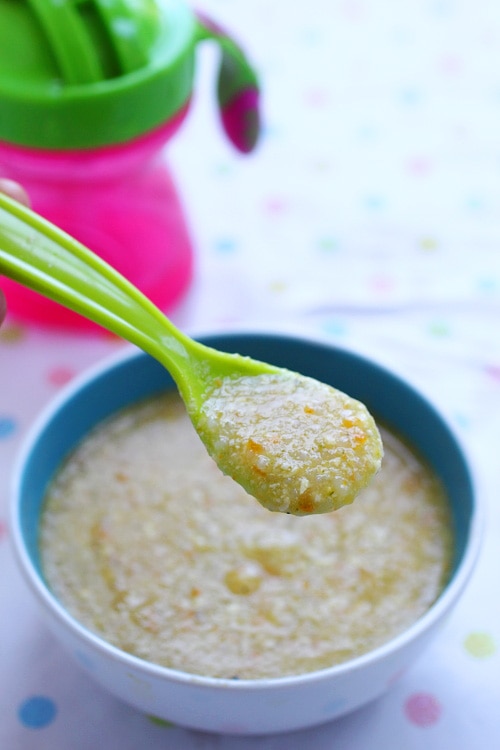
[0,0,260,151]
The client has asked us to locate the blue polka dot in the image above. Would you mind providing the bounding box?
[357,123,379,142]
[18,696,57,729]
[262,122,284,139]
[363,194,386,210]
[214,238,237,254]
[0,416,16,439]
[300,27,322,46]
[322,319,347,337]
[430,0,454,16]
[321,695,348,716]
[397,86,422,105]
[74,649,96,672]
[478,277,498,294]
[454,412,471,429]
[465,195,484,211]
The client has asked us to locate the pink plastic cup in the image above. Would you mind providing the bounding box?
[0,111,192,330]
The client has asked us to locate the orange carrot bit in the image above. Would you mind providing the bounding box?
[246,438,264,453]
[297,489,315,514]
[353,432,367,445]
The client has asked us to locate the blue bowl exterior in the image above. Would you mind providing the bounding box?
[17,332,474,579]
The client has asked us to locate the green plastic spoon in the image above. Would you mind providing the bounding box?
[0,192,383,514]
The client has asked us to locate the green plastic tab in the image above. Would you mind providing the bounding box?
[0,0,196,149]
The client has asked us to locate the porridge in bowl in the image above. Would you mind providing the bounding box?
[40,390,453,680]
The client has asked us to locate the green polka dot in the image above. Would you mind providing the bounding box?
[148,715,175,728]
[428,320,451,337]
[464,632,496,659]
[317,236,339,253]
[213,162,232,176]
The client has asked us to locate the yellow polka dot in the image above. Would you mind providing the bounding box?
[311,158,331,173]
[268,281,287,294]
[0,323,26,343]
[419,236,438,251]
[464,632,496,658]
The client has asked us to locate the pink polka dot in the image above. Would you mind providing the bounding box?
[264,196,289,215]
[407,156,433,176]
[387,666,407,686]
[0,519,7,541]
[47,366,76,387]
[303,87,330,107]
[341,0,365,21]
[369,275,394,294]
[439,54,463,76]
[404,692,442,727]
[485,364,500,382]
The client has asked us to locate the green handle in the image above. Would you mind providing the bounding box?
[0,192,195,392]
[196,13,261,153]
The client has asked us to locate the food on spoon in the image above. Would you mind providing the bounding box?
[0,192,381,514]
[195,372,383,515]
[40,390,453,680]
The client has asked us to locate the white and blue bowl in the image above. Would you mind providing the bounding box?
[10,333,482,735]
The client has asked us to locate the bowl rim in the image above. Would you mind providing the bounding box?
[9,332,485,691]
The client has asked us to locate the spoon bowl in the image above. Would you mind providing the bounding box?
[0,192,382,514]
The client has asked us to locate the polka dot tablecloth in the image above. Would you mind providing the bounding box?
[1,0,500,747]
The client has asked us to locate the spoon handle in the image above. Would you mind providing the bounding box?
[196,13,260,154]
[0,192,194,381]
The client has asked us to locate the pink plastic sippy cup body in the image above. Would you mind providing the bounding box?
[0,107,193,330]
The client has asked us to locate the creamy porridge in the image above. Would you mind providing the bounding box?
[40,391,453,680]
[196,371,383,515]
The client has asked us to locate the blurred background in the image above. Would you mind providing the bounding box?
[1,0,499,747]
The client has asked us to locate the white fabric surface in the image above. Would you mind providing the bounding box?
[1,0,500,746]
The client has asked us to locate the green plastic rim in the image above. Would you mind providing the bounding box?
[0,0,199,149]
